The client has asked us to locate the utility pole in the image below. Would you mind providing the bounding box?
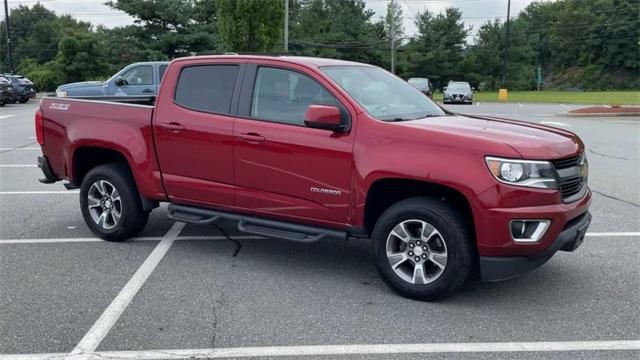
[390,0,396,74]
[501,0,511,88]
[3,0,13,73]
[284,0,289,52]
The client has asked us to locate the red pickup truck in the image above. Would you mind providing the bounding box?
[36,55,591,300]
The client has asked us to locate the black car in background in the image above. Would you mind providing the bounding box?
[443,81,474,104]
[0,76,16,106]
[1,74,36,103]
[407,77,433,98]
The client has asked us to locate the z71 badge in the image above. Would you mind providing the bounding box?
[49,103,70,111]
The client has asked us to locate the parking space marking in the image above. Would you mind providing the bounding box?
[0,232,637,246]
[518,103,524,107]
[585,232,640,237]
[0,191,79,194]
[71,222,185,356]
[0,115,16,119]
[0,148,39,151]
[0,235,266,245]
[1,340,639,359]
[540,121,571,127]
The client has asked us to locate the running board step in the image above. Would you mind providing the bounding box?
[167,204,346,243]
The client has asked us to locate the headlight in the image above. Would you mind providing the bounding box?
[56,90,67,97]
[486,157,557,189]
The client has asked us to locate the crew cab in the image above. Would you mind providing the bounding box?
[36,55,591,300]
[55,62,169,98]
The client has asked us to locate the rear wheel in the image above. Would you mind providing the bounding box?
[80,163,149,241]
[372,197,474,300]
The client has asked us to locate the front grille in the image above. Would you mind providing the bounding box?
[551,153,586,201]
[551,154,581,169]
[559,176,584,198]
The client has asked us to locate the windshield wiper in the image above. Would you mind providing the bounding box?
[390,114,440,122]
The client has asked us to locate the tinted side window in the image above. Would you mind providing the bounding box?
[158,65,168,82]
[251,67,339,126]
[174,65,239,114]
[121,65,153,85]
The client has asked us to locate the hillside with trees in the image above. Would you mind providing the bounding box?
[1,0,637,91]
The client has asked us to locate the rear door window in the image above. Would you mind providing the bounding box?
[174,65,239,114]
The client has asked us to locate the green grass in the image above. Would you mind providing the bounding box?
[433,91,640,105]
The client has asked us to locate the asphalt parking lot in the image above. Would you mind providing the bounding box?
[1,101,639,359]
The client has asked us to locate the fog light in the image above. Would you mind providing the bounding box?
[510,220,550,243]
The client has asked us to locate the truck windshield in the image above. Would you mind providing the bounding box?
[321,66,445,121]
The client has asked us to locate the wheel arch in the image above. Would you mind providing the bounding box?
[72,146,158,211]
[362,178,476,241]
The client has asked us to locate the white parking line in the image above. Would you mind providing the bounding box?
[0,235,266,245]
[1,340,638,359]
[540,121,571,127]
[0,115,16,119]
[0,191,79,194]
[518,103,524,107]
[0,147,39,151]
[71,222,185,355]
[0,232,637,245]
[585,232,640,237]
[560,104,571,109]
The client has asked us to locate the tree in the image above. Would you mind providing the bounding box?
[216,0,283,52]
[385,0,403,42]
[289,0,385,65]
[399,8,469,88]
[106,0,218,57]
[0,4,91,72]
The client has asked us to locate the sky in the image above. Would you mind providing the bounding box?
[3,0,543,42]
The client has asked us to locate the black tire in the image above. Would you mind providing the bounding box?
[0,100,5,107]
[372,197,474,301]
[19,98,29,103]
[79,163,149,241]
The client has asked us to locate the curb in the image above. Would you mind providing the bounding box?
[563,112,640,118]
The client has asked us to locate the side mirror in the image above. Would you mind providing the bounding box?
[304,104,345,132]
[115,77,128,87]
[443,87,447,91]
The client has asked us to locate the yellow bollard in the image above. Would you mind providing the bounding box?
[498,88,508,101]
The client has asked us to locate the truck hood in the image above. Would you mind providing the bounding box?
[57,81,105,91]
[402,114,581,159]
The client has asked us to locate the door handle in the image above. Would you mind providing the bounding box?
[158,122,185,132]
[239,132,265,143]
[142,89,154,94]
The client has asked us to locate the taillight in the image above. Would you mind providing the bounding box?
[35,108,44,145]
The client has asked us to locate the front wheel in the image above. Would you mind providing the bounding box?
[372,197,475,300]
[80,163,149,241]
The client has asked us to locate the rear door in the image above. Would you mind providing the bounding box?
[233,62,356,226]
[154,59,245,206]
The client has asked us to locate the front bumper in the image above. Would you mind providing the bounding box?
[480,211,591,281]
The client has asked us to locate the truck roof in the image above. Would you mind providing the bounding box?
[173,55,372,68]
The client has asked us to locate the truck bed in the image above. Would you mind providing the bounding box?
[39,97,166,200]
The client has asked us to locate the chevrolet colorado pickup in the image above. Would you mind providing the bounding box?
[36,55,591,300]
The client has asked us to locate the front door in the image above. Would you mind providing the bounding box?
[233,64,356,226]
[154,61,244,207]
[114,64,156,96]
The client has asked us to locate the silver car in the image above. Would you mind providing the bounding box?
[443,81,473,105]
